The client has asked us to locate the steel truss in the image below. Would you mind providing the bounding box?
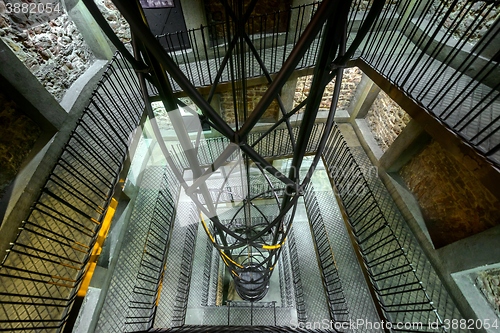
[83,0,384,303]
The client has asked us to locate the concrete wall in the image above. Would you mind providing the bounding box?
[343,62,500,327]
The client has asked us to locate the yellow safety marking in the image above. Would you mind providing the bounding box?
[77,198,117,297]
[156,272,164,306]
[220,251,243,269]
[262,237,287,250]
[200,214,215,243]
[155,262,169,306]
[262,244,281,250]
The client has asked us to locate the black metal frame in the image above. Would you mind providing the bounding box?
[3,0,492,331]
[78,0,384,305]
[155,0,500,165]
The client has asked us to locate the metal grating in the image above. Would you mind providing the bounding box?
[0,53,144,333]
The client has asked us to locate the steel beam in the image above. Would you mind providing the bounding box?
[237,0,337,139]
[110,0,235,140]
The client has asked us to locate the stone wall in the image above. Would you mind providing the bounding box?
[0,91,41,200]
[477,269,500,317]
[353,0,399,10]
[366,91,411,152]
[219,84,280,124]
[0,1,95,101]
[293,67,362,111]
[0,0,131,102]
[203,0,290,38]
[429,0,499,43]
[399,140,500,248]
[95,0,130,44]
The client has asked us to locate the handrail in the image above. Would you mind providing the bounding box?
[125,167,181,332]
[169,122,326,170]
[156,1,500,165]
[322,124,447,331]
[286,227,307,323]
[148,325,334,332]
[0,53,144,332]
[155,2,322,90]
[171,207,198,328]
[303,185,350,325]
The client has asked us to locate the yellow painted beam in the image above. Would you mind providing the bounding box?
[77,198,118,297]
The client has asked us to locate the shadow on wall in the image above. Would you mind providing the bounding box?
[0,91,41,204]
[399,140,500,248]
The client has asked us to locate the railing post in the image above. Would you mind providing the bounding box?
[273,301,277,325]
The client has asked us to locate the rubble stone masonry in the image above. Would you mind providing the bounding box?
[294,67,363,111]
[366,91,412,152]
[219,84,280,124]
[0,0,129,101]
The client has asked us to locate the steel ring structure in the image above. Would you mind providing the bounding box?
[83,0,385,302]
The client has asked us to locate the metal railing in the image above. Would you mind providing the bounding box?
[303,185,350,327]
[125,167,181,332]
[286,227,307,323]
[192,182,285,206]
[353,0,500,163]
[278,234,295,309]
[226,301,278,326]
[169,122,326,170]
[156,0,499,164]
[201,226,220,307]
[148,326,335,333]
[156,2,322,89]
[322,124,446,331]
[0,53,144,332]
[171,208,198,327]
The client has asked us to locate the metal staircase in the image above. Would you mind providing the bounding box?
[0,0,499,332]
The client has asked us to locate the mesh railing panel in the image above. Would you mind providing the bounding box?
[322,124,463,332]
[156,0,500,164]
[303,185,350,327]
[0,53,144,332]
